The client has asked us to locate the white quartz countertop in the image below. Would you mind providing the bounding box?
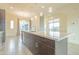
[23,31,72,41]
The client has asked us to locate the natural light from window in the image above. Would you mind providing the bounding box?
[49,18,60,38]
[10,20,14,29]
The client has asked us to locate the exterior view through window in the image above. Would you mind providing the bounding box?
[49,18,60,38]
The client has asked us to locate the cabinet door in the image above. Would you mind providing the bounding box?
[0,9,5,31]
[0,9,5,43]
[23,32,38,54]
[38,41,55,55]
[40,37,55,48]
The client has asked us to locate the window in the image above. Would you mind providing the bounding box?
[10,20,14,29]
[48,18,60,37]
[19,20,29,31]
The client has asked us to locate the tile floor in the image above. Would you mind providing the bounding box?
[68,43,79,55]
[0,36,32,55]
[0,36,79,55]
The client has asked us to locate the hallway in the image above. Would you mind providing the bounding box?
[0,36,32,55]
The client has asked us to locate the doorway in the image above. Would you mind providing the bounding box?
[19,20,29,35]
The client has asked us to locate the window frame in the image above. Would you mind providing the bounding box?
[48,18,60,37]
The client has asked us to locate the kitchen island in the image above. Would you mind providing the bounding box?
[22,31,69,55]
[0,31,4,47]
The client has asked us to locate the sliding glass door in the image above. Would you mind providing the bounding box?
[48,18,60,38]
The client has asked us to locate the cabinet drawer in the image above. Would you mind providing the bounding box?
[38,37,55,48]
[38,42,55,55]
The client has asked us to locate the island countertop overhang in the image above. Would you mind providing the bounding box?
[22,31,71,41]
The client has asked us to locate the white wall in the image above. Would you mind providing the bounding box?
[67,15,79,45]
[5,12,18,37]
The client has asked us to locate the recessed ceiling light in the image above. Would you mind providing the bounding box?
[41,6,45,8]
[40,12,43,16]
[14,11,31,17]
[10,6,14,9]
[31,17,34,20]
[34,16,37,19]
[48,7,52,13]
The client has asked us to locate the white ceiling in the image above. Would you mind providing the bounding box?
[0,3,79,18]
